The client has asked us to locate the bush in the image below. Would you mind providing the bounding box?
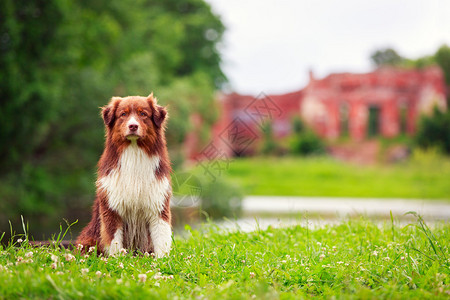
[260,121,279,155]
[289,117,325,155]
[290,131,326,155]
[415,107,450,154]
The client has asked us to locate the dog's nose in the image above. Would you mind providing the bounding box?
[129,124,138,131]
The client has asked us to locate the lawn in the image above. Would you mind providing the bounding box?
[219,153,450,200]
[1,217,449,299]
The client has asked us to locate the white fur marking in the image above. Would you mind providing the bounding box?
[98,144,171,250]
[150,217,172,258]
[108,228,123,256]
[99,144,170,218]
[127,116,139,127]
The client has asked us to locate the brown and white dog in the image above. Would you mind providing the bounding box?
[76,94,172,257]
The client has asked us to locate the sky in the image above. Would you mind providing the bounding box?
[205,0,450,95]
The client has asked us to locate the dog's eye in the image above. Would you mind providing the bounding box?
[121,112,127,117]
[140,112,147,117]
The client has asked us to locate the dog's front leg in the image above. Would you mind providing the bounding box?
[99,203,123,256]
[149,216,172,258]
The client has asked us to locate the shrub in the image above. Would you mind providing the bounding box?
[290,131,326,155]
[289,117,325,155]
[415,107,450,154]
[260,121,279,155]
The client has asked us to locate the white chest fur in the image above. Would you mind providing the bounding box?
[98,144,170,221]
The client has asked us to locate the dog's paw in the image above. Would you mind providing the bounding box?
[153,248,171,258]
[108,241,123,256]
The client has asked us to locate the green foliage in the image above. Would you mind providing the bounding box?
[415,107,450,154]
[289,117,325,155]
[435,44,450,86]
[0,0,225,238]
[1,219,449,298]
[259,121,279,155]
[370,48,404,66]
[291,116,304,134]
[290,131,326,155]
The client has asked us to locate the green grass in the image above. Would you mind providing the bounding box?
[1,217,449,299]
[218,153,450,200]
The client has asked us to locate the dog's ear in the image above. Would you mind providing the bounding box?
[101,97,120,127]
[152,105,167,128]
[148,93,167,128]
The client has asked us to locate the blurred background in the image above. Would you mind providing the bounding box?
[1,0,449,241]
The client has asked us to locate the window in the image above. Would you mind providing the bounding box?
[340,103,349,137]
[367,106,380,137]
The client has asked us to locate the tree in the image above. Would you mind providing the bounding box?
[0,0,226,238]
[370,48,404,67]
[435,45,450,86]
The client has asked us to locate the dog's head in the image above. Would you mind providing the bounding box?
[101,93,167,145]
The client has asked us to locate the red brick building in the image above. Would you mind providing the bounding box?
[189,66,447,158]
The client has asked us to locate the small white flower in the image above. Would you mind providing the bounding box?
[138,274,147,283]
[337,261,344,265]
[154,282,160,287]
[168,275,174,279]
[88,247,95,253]
[95,271,102,277]
[56,271,64,275]
[76,244,83,251]
[241,260,246,264]
[118,262,124,269]
[81,268,89,275]
[25,252,33,258]
[64,253,75,262]
[17,239,23,243]
[144,252,150,257]
[120,248,128,255]
[383,257,390,261]
[372,251,378,257]
[51,262,57,269]
[249,272,255,278]
[16,256,23,262]
[319,254,325,260]
[154,272,162,280]
[401,256,405,261]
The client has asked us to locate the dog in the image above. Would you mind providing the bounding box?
[76,93,172,257]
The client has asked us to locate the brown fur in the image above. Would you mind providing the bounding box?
[76,94,172,254]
